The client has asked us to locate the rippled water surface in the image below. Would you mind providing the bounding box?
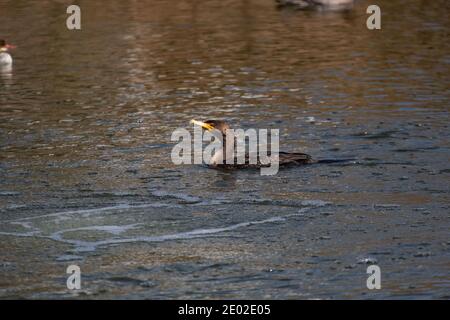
[0,0,449,299]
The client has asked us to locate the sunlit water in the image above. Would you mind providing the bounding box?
[0,0,449,299]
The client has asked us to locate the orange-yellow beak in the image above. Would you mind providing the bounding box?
[190,119,214,131]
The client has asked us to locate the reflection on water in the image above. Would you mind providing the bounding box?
[0,0,449,299]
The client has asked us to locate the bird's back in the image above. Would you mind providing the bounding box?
[208,151,313,169]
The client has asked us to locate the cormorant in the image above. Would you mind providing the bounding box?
[191,119,313,169]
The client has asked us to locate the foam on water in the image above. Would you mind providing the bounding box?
[60,215,290,252]
[150,190,202,203]
[0,200,322,253]
[3,202,182,223]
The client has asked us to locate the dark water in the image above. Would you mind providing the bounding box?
[0,0,449,299]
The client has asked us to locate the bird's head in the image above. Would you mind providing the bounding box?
[0,39,16,52]
[190,119,231,136]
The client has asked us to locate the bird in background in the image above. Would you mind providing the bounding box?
[0,39,16,66]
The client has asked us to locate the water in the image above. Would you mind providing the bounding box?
[0,0,449,299]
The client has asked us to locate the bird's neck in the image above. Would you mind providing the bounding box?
[210,134,235,165]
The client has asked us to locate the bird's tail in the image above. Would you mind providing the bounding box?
[315,158,357,164]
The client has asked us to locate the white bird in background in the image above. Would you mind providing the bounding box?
[0,39,16,66]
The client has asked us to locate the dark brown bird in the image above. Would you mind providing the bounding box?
[190,119,313,169]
